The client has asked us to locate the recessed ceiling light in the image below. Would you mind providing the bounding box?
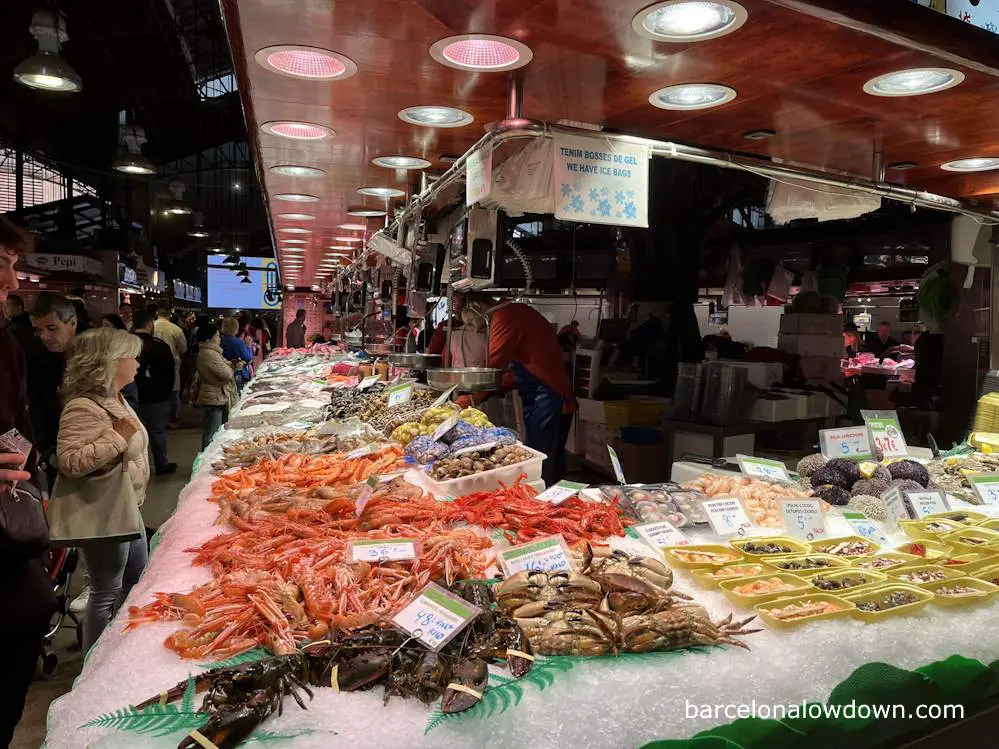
[255,45,357,81]
[274,193,320,202]
[261,121,334,140]
[940,157,999,172]
[649,83,736,110]
[864,68,965,97]
[357,186,405,198]
[743,128,776,141]
[270,164,326,178]
[339,222,367,230]
[372,155,432,170]
[281,238,307,244]
[398,105,474,128]
[347,206,387,217]
[429,35,532,72]
[888,161,919,170]
[334,236,362,243]
[278,227,312,234]
[282,248,306,253]
[329,245,355,251]
[633,1,748,42]
[277,213,315,220]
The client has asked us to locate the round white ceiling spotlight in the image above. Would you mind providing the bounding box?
[940,157,999,172]
[277,213,315,220]
[429,34,532,72]
[357,186,406,198]
[863,68,965,97]
[649,83,736,110]
[347,206,388,217]
[278,227,312,234]
[280,238,307,244]
[339,222,368,231]
[398,105,473,128]
[334,236,362,243]
[254,45,357,81]
[273,193,320,202]
[372,155,432,170]
[633,1,748,42]
[261,121,334,141]
[270,164,326,178]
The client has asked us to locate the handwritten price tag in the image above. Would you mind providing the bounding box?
[357,375,381,390]
[702,498,754,536]
[780,498,827,541]
[349,538,418,563]
[861,410,908,458]
[879,486,909,528]
[842,511,889,544]
[607,445,626,483]
[354,476,380,517]
[819,426,874,460]
[346,443,382,460]
[969,473,999,505]
[391,582,481,651]
[736,455,789,481]
[634,520,690,550]
[450,440,500,457]
[535,480,588,505]
[905,490,950,519]
[498,535,573,576]
[432,414,459,442]
[431,385,458,408]
[387,382,414,407]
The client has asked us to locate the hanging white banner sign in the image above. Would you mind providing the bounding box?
[553,133,649,228]
[466,143,492,207]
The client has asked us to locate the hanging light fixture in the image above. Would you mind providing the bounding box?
[240,276,252,284]
[111,123,156,175]
[187,211,209,238]
[163,180,192,216]
[14,9,82,93]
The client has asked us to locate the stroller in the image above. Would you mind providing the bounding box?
[40,546,81,676]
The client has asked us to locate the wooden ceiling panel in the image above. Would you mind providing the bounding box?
[222,0,999,283]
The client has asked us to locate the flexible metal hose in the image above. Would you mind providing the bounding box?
[506,237,533,291]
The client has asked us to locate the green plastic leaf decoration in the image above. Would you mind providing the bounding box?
[181,675,196,713]
[199,647,272,670]
[248,728,319,743]
[81,702,204,738]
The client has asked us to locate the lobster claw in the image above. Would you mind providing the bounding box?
[441,657,488,714]
[333,651,392,691]
[177,691,277,749]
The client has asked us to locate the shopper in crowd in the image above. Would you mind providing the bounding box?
[153,302,187,428]
[0,217,56,747]
[102,313,127,330]
[56,328,148,653]
[132,309,177,476]
[221,317,254,387]
[118,302,133,330]
[3,292,34,350]
[458,292,576,484]
[196,323,237,448]
[251,316,271,357]
[864,320,899,360]
[100,314,141,410]
[285,308,307,348]
[843,329,862,358]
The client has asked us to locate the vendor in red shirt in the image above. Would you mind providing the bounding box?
[459,292,576,484]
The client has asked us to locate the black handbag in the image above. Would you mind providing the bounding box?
[0,484,50,557]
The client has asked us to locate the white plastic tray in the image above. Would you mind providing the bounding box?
[414,444,547,498]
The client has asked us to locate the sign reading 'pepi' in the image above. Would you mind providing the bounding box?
[553,133,649,228]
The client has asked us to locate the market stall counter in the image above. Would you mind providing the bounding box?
[41,352,999,749]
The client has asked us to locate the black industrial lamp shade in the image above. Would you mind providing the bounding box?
[14,51,82,92]
[112,151,156,175]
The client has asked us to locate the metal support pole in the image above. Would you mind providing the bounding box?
[15,149,23,211]
[443,283,454,368]
[507,76,523,120]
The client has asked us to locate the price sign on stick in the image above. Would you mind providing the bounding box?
[535,480,588,505]
[819,426,874,460]
[780,498,827,541]
[904,490,950,519]
[387,382,414,407]
[607,445,626,484]
[861,410,909,458]
[969,474,999,505]
[349,538,418,563]
[431,386,458,408]
[879,486,909,527]
[357,375,381,390]
[843,511,889,544]
[634,520,690,550]
[432,414,459,442]
[702,498,754,536]
[736,455,790,481]
[346,443,381,460]
[391,583,481,651]
[354,476,380,517]
[498,535,574,576]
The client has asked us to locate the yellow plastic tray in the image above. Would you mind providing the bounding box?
[764,553,851,575]
[690,562,768,589]
[922,576,999,607]
[888,563,966,587]
[755,593,855,629]
[662,544,744,569]
[718,572,815,607]
[925,510,991,526]
[841,584,935,622]
[935,551,999,574]
[899,519,963,541]
[969,564,999,585]
[893,539,953,561]
[975,518,999,532]
[809,535,880,558]
[802,567,888,593]
[939,527,999,554]
[730,536,811,558]
[851,552,920,571]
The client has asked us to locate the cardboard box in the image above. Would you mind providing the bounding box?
[799,356,843,382]
[750,394,810,422]
[779,314,842,336]
[719,361,784,388]
[672,431,755,460]
[778,334,844,357]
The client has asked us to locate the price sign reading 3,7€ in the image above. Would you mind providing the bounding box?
[780,498,827,541]
[498,535,573,576]
[702,498,754,536]
[861,410,909,458]
[970,474,999,505]
[391,583,481,651]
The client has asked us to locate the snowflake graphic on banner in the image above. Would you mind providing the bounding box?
[615,190,626,205]
[561,183,573,198]
[589,188,600,202]
[569,195,585,213]
[598,199,612,217]
[623,203,637,220]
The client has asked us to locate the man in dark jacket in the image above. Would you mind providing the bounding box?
[0,217,55,746]
[133,309,177,475]
[3,293,34,351]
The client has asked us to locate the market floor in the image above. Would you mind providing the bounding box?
[11,411,203,749]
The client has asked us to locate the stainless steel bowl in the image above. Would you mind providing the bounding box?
[427,367,504,392]
[364,343,394,356]
[388,353,441,370]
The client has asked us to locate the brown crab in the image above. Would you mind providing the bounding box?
[619,604,760,652]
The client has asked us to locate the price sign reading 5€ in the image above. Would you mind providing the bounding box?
[391,583,481,652]
[702,498,754,536]
[970,474,999,505]
[780,498,827,541]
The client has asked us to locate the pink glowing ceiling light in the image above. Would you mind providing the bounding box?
[430,35,532,72]
[255,46,357,81]
[261,121,333,140]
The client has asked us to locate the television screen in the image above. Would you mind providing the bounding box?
[207,257,281,310]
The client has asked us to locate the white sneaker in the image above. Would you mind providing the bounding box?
[69,586,90,614]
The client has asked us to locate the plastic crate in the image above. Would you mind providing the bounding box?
[603,400,660,430]
[414,444,546,499]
